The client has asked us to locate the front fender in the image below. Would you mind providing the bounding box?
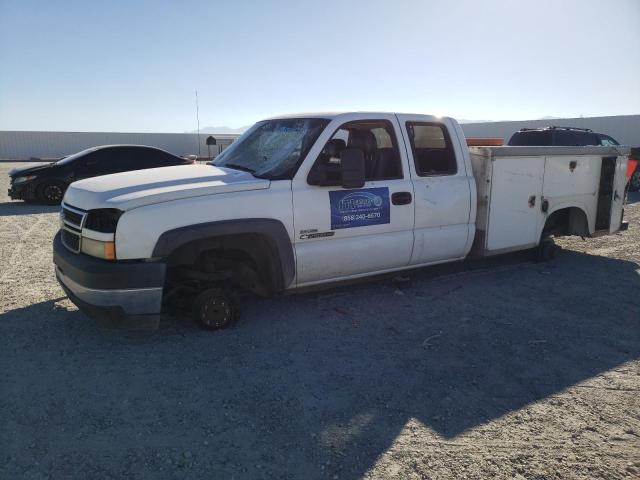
[152,218,295,291]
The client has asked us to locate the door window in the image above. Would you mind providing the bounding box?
[132,148,164,169]
[406,122,457,176]
[553,131,599,146]
[309,120,403,185]
[82,150,113,175]
[133,148,183,168]
[598,135,619,146]
[107,148,136,173]
[155,150,185,166]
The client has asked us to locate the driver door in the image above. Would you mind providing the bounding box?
[291,114,415,286]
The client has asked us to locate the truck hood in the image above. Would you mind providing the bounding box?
[63,164,270,211]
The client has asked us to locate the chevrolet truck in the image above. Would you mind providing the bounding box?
[52,112,631,330]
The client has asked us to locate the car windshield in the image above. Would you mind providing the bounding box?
[55,147,100,165]
[214,118,329,179]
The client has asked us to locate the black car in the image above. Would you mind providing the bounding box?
[8,145,194,204]
[507,126,639,191]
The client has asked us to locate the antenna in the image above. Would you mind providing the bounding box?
[195,90,201,158]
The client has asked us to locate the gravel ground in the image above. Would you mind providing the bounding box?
[1,162,639,479]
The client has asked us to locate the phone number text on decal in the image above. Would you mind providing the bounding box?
[341,212,381,222]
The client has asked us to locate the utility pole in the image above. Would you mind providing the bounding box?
[195,90,201,158]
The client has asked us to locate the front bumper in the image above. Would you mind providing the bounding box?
[8,182,36,201]
[53,232,166,329]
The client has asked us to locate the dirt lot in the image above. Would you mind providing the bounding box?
[1,162,639,480]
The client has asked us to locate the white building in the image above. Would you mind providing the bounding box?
[0,131,239,161]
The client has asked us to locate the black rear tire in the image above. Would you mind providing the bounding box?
[37,181,66,205]
[193,288,237,331]
[535,238,559,262]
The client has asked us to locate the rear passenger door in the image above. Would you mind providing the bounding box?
[396,115,473,264]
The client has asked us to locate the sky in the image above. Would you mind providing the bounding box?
[1,0,639,133]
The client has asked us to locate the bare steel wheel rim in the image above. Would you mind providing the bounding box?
[200,297,232,328]
[43,184,63,202]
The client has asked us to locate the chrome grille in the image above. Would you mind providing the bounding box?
[61,203,86,229]
[60,203,87,253]
[62,228,81,252]
[62,208,83,226]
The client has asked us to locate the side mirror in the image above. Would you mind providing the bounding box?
[340,148,365,189]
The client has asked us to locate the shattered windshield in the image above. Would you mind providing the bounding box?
[214,118,329,179]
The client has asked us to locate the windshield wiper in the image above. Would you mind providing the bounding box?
[223,163,257,174]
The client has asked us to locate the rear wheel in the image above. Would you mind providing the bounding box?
[535,238,559,262]
[193,288,237,331]
[37,181,66,205]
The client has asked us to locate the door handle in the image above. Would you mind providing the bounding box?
[391,192,412,205]
[541,198,549,213]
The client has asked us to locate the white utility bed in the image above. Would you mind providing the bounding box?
[469,145,630,256]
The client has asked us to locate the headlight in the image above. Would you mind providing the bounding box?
[84,208,122,233]
[81,236,116,260]
[80,208,122,260]
[12,175,37,184]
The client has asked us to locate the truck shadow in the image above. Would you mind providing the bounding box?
[1,249,638,479]
[0,200,59,216]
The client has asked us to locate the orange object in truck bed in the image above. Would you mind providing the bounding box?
[627,158,638,179]
[466,138,504,146]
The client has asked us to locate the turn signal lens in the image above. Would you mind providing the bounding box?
[81,237,116,260]
[104,241,116,260]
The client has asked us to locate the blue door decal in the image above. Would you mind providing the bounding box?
[329,187,390,230]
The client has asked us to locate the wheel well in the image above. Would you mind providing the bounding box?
[542,207,589,238]
[36,179,66,193]
[37,179,65,187]
[164,233,282,297]
[35,180,67,203]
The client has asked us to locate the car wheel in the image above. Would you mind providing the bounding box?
[630,167,640,192]
[193,288,237,331]
[37,181,66,205]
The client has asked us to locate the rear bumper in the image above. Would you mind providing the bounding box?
[53,232,166,329]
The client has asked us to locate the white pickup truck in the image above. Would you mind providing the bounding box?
[52,112,631,329]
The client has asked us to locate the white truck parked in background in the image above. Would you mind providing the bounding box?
[52,112,631,329]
